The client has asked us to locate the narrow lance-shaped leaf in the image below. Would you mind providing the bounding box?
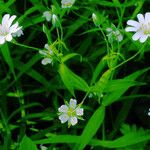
[91,69,112,98]
[102,67,150,106]
[90,131,150,148]
[1,43,15,77]
[58,63,89,96]
[74,105,105,150]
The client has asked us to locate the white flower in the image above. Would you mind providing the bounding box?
[148,108,150,116]
[43,11,52,22]
[58,98,84,127]
[61,0,75,8]
[12,29,23,37]
[0,14,22,44]
[39,44,53,65]
[125,12,150,43]
[106,26,123,42]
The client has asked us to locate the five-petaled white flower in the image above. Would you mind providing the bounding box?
[125,12,150,43]
[39,44,53,65]
[43,11,52,22]
[0,14,22,44]
[61,0,75,8]
[106,27,123,42]
[58,98,84,127]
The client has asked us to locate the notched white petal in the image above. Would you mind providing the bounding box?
[2,14,10,26]
[139,35,148,43]
[76,108,84,116]
[127,20,140,28]
[145,12,150,23]
[70,117,78,126]
[8,15,17,28]
[41,58,52,65]
[132,31,142,41]
[43,11,51,22]
[69,98,77,108]
[58,105,68,113]
[9,22,19,33]
[59,114,69,123]
[137,14,145,24]
[125,27,138,32]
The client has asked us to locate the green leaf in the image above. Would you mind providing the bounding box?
[34,130,150,148]
[34,135,81,145]
[64,11,91,39]
[91,131,150,148]
[1,43,15,76]
[58,63,89,96]
[102,67,150,106]
[104,79,145,92]
[74,105,105,150]
[91,58,106,84]
[62,53,82,63]
[19,135,37,150]
[91,69,112,98]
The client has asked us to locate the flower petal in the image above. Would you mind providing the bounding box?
[137,14,145,24]
[59,114,69,123]
[139,34,148,43]
[127,20,140,28]
[106,28,112,32]
[41,58,52,65]
[0,36,5,44]
[44,44,49,50]
[132,31,142,41]
[145,12,150,23]
[70,117,78,126]
[5,34,12,41]
[58,105,68,113]
[8,15,16,28]
[9,22,20,33]
[117,34,123,42]
[43,11,51,22]
[76,108,84,116]
[69,98,77,108]
[2,14,10,27]
[125,27,138,32]
[12,29,23,37]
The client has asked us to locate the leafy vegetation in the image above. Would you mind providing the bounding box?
[0,0,150,149]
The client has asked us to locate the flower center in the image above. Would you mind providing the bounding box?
[63,2,72,7]
[67,107,76,117]
[141,23,150,35]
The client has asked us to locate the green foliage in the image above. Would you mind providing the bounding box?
[74,105,105,150]
[0,0,150,149]
[19,135,37,150]
[59,63,89,96]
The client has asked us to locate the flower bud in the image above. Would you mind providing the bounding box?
[92,13,101,27]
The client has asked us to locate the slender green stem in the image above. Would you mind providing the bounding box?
[81,90,90,104]
[98,26,110,55]
[112,45,145,70]
[12,41,41,51]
